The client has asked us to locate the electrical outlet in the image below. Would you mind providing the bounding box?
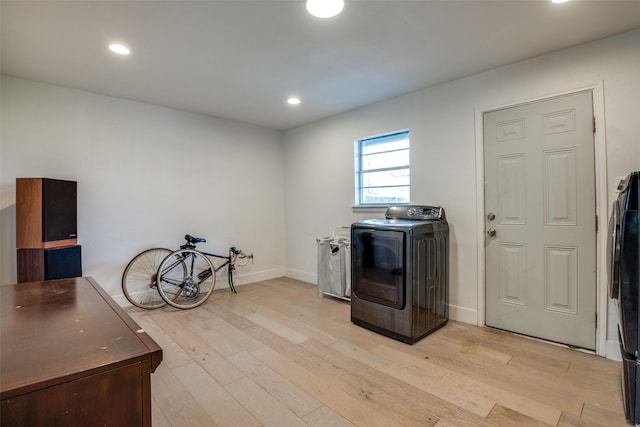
[614,176,626,192]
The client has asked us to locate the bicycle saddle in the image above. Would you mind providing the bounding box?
[185,234,206,244]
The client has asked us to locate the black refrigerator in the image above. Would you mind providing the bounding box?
[609,171,640,424]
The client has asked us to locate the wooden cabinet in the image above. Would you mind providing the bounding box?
[0,277,162,426]
[16,178,81,283]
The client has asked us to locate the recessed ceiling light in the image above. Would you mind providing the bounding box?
[287,97,301,105]
[551,0,569,3]
[306,0,344,18]
[109,44,130,55]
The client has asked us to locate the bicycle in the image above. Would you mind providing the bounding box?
[122,234,253,310]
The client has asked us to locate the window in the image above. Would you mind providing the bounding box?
[354,130,410,205]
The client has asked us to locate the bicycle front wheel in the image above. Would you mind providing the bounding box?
[157,249,216,309]
[122,248,172,309]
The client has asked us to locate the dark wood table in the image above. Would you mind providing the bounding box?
[1,277,162,426]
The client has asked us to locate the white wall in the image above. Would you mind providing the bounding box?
[2,29,639,358]
[283,29,640,357]
[0,76,286,300]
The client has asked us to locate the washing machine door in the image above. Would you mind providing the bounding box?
[608,199,621,299]
[352,228,406,309]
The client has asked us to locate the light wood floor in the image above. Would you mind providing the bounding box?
[128,277,627,427]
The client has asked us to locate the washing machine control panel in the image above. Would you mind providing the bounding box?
[386,205,445,221]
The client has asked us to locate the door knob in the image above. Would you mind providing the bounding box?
[487,212,496,221]
[487,228,496,237]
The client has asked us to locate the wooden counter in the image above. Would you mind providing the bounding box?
[1,277,162,426]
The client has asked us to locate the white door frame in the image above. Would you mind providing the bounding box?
[474,82,609,356]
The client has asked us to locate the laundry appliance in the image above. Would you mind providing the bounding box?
[608,171,640,425]
[351,205,449,344]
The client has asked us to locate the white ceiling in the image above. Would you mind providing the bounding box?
[2,1,640,130]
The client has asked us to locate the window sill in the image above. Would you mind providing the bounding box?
[351,205,390,214]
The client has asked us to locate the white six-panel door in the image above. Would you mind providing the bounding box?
[484,91,596,350]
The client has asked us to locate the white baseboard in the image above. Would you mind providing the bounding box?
[449,304,479,325]
[221,267,286,288]
[284,268,317,285]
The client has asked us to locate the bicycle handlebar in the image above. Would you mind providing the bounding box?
[231,247,253,262]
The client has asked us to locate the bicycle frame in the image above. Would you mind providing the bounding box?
[160,246,242,293]
[201,247,245,293]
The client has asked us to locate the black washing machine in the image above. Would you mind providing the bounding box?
[351,205,449,344]
[608,171,640,425]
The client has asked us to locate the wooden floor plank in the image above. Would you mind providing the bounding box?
[151,312,246,385]
[224,376,308,427]
[558,411,602,427]
[172,362,260,427]
[243,311,309,344]
[204,301,257,329]
[486,404,551,426]
[246,302,340,345]
[507,349,572,373]
[250,346,406,427]
[150,362,187,404]
[150,396,172,427]
[129,311,193,370]
[435,333,513,364]
[331,339,496,417]
[296,340,440,426]
[392,324,592,416]
[131,277,626,427]
[153,390,218,427]
[580,401,628,426]
[226,350,322,417]
[303,406,356,427]
[372,342,562,426]
[198,316,265,354]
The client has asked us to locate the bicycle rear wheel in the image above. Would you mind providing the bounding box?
[122,248,173,309]
[157,249,216,309]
